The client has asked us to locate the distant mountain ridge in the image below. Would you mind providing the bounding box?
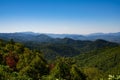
[0,32,53,42]
[0,32,120,43]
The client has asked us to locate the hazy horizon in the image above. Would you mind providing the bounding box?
[0,31,120,35]
[0,0,120,34]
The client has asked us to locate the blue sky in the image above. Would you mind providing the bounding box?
[0,0,120,34]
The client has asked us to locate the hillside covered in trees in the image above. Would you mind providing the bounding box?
[0,38,120,80]
[0,39,86,80]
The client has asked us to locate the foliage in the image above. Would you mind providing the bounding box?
[108,74,120,80]
[0,39,120,80]
[75,46,120,79]
[0,65,31,80]
[43,57,86,80]
[82,67,104,80]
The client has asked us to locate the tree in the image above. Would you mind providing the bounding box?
[8,39,15,45]
[70,65,86,80]
[19,52,49,79]
[43,57,86,80]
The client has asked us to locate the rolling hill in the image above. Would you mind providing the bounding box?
[0,32,120,43]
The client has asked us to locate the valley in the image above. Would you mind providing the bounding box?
[0,32,120,80]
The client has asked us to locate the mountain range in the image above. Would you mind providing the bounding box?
[0,32,120,43]
[0,32,120,79]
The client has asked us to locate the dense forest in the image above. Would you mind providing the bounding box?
[0,38,120,80]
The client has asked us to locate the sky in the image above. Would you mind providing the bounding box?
[0,0,120,34]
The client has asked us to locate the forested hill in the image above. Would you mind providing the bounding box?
[0,38,120,80]
[0,39,86,80]
[74,46,120,79]
[0,33,119,60]
[24,38,119,59]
